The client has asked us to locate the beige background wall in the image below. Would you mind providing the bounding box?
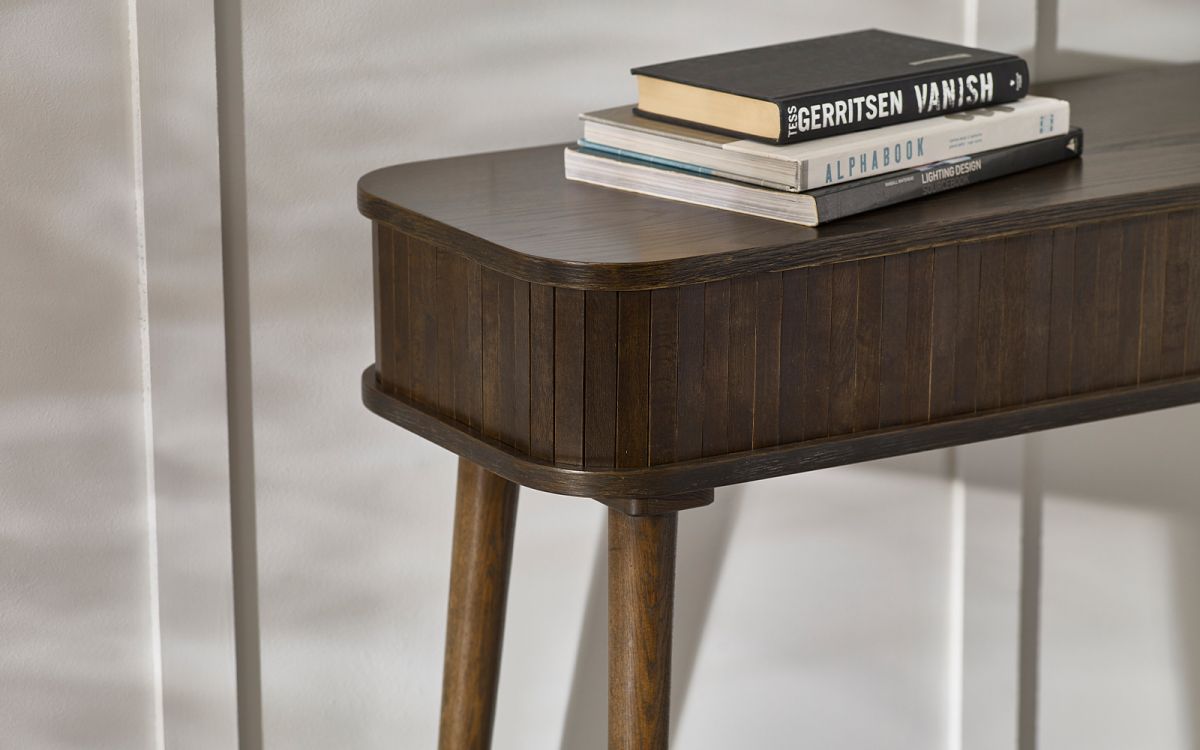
[1,1,156,746]
[2,0,1199,747]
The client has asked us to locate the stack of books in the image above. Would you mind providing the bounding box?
[564,30,1083,226]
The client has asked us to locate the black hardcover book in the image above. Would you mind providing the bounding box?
[563,128,1082,226]
[632,29,1030,145]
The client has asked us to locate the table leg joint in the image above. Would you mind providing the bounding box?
[595,489,715,516]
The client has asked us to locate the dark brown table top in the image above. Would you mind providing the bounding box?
[359,64,1200,290]
[362,64,1200,500]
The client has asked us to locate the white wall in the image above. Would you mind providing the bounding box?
[237,3,967,748]
[0,0,157,747]
[1040,409,1200,750]
[4,1,1199,748]
[231,2,1200,749]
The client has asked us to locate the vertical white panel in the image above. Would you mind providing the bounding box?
[974,0,1036,64]
[956,436,1027,750]
[1052,0,1200,77]
[974,0,1200,84]
[131,0,241,745]
[0,1,157,747]
[1038,406,1200,750]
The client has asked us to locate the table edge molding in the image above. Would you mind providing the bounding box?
[358,185,1200,291]
[361,365,1200,499]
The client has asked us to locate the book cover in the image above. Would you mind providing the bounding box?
[582,96,1069,191]
[812,127,1083,222]
[632,29,1030,144]
[563,128,1082,226]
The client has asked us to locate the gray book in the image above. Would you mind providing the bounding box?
[564,129,1082,226]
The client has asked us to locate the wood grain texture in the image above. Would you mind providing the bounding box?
[463,259,483,428]
[495,272,516,444]
[609,510,677,750]
[905,248,935,422]
[363,367,1200,500]
[480,267,503,440]
[880,253,910,428]
[436,252,457,415]
[1092,220,1127,389]
[728,275,758,453]
[1046,226,1076,399]
[976,238,1006,412]
[1161,213,1191,377]
[586,291,619,469]
[510,280,531,453]
[702,280,731,457]
[360,66,1200,290]
[390,229,412,396]
[753,272,783,448]
[853,257,884,432]
[778,268,807,443]
[617,291,651,469]
[803,266,833,439]
[445,253,471,424]
[554,287,585,467]
[954,242,982,414]
[410,237,439,406]
[1187,211,1200,374]
[929,245,958,418]
[829,262,859,435]
[372,222,388,383]
[999,234,1030,407]
[674,286,706,462]
[1070,222,1100,394]
[648,289,679,466]
[1138,214,1169,382]
[371,204,1198,491]
[594,489,714,517]
[439,459,519,750]
[529,283,555,461]
[1022,231,1054,404]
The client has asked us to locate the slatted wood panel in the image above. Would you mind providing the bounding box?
[373,209,1200,471]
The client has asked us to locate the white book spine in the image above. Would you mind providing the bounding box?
[729,98,1070,190]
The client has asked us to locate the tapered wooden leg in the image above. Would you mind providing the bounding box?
[608,509,678,750]
[438,459,519,750]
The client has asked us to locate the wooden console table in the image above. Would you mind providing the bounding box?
[360,65,1200,748]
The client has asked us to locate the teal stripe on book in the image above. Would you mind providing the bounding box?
[577,140,716,177]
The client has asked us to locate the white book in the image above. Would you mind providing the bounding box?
[580,96,1069,192]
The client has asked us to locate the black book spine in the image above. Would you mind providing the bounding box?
[775,58,1029,144]
[812,127,1082,223]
